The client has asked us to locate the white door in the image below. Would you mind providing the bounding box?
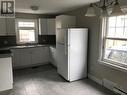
[56,44,69,80]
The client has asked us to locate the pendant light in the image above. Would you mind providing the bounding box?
[85,4,96,17]
[111,0,124,16]
[85,0,124,17]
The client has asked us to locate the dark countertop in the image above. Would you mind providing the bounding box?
[0,54,12,58]
[0,44,55,49]
[11,44,56,49]
[11,44,46,49]
[0,44,56,58]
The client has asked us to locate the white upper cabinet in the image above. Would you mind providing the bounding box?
[6,18,15,35]
[39,18,47,35]
[56,15,76,29]
[47,19,55,35]
[0,18,6,36]
[0,18,15,36]
[39,18,55,35]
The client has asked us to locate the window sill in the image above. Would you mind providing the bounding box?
[98,60,127,73]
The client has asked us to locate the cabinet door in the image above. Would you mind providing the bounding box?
[47,19,55,35]
[6,18,15,35]
[50,47,57,67]
[0,18,6,36]
[31,47,49,65]
[41,47,49,63]
[56,16,62,29]
[56,15,76,28]
[31,47,44,64]
[19,49,31,66]
[11,49,20,67]
[12,49,31,67]
[39,18,47,35]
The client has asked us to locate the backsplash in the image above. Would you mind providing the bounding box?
[0,36,17,47]
[0,35,56,48]
[38,35,56,45]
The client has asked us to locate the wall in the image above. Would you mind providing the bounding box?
[65,0,127,92]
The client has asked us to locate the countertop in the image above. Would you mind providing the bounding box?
[0,44,56,50]
[0,44,56,56]
[11,44,47,49]
[0,44,56,60]
[0,54,12,58]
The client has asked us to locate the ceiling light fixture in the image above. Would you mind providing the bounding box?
[85,0,124,17]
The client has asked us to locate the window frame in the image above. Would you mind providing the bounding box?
[15,18,38,44]
[99,16,127,71]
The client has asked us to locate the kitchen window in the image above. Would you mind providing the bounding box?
[16,19,38,44]
[100,15,127,70]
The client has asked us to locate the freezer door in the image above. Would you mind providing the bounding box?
[56,44,69,80]
[56,29,68,45]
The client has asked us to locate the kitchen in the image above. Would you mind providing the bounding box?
[0,0,127,95]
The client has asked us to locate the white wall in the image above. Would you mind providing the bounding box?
[65,0,127,92]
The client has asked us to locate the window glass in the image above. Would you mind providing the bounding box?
[19,30,35,43]
[115,27,124,38]
[18,22,35,27]
[102,15,127,67]
[107,28,115,37]
[116,16,125,27]
[108,17,116,27]
[104,39,127,65]
[16,19,38,44]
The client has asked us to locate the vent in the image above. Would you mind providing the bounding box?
[102,79,127,95]
[102,79,118,91]
[113,87,127,95]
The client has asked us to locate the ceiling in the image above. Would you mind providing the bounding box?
[15,0,99,14]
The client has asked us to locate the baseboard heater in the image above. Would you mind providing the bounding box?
[113,87,127,95]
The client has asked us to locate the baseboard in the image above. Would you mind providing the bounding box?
[88,74,127,95]
[13,62,50,70]
[88,73,102,85]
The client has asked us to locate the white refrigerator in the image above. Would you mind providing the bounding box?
[56,28,88,82]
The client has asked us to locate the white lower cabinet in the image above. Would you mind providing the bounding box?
[31,47,49,65]
[11,46,49,68]
[49,47,57,67]
[13,49,31,67]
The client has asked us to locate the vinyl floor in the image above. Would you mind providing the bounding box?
[0,64,116,95]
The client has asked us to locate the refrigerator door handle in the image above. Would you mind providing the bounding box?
[64,31,67,55]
